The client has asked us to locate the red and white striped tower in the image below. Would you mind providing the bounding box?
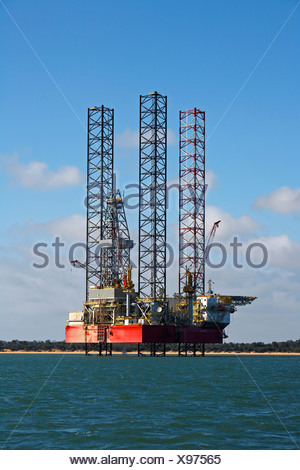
[179,108,205,296]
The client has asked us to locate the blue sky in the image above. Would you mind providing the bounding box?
[0,0,300,341]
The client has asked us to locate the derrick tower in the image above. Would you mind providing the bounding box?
[86,106,114,299]
[138,92,167,300]
[101,189,133,287]
[179,108,205,296]
[86,106,132,297]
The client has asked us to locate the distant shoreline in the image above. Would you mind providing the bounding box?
[1,350,299,355]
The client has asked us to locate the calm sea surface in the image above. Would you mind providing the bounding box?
[0,354,299,450]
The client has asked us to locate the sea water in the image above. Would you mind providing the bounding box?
[0,354,299,450]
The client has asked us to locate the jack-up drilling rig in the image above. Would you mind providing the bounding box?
[65,93,256,356]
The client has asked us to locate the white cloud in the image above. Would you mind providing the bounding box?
[6,214,86,248]
[206,205,260,240]
[1,153,83,189]
[43,214,85,243]
[250,234,300,269]
[116,128,139,148]
[0,254,85,341]
[167,128,176,145]
[203,218,300,270]
[0,213,87,340]
[206,169,218,189]
[168,220,300,273]
[116,128,176,148]
[165,240,300,342]
[204,264,300,343]
[254,186,300,214]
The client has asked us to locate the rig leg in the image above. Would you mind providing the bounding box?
[202,343,205,357]
[179,343,205,357]
[98,342,112,356]
[153,343,166,357]
[106,343,112,356]
[178,342,188,357]
[138,343,165,356]
[85,342,88,356]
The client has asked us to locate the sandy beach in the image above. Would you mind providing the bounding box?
[1,350,299,355]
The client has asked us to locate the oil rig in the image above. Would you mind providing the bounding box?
[65,92,256,356]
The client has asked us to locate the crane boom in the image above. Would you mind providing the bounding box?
[205,220,221,261]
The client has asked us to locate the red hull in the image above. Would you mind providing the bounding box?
[65,324,223,344]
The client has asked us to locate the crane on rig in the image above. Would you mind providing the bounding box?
[192,219,221,292]
[205,220,221,260]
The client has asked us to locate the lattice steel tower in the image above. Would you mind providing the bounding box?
[179,108,205,296]
[86,106,114,299]
[138,92,167,300]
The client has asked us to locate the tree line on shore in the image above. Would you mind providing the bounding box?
[0,339,299,352]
